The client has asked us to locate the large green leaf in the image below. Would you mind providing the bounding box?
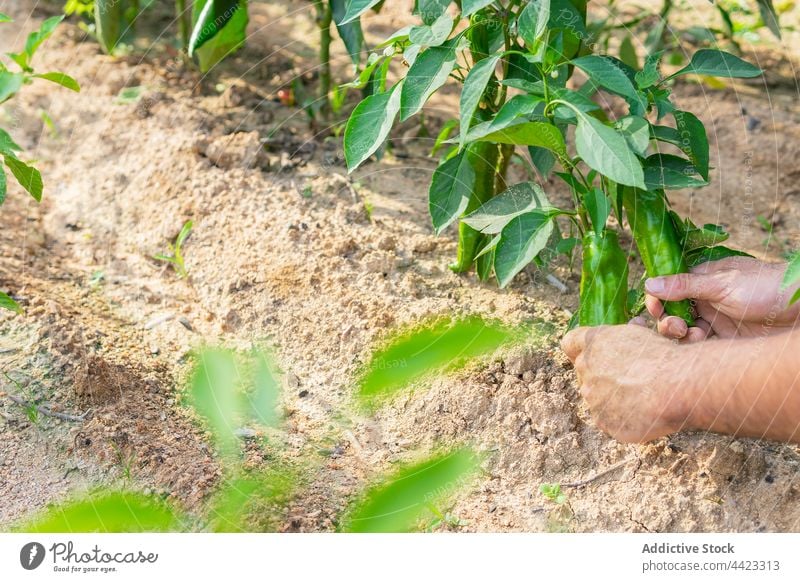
[574,112,645,189]
[18,491,184,533]
[3,155,43,202]
[494,210,555,287]
[356,316,520,404]
[0,290,21,314]
[572,55,646,114]
[0,71,24,104]
[339,0,383,24]
[343,449,479,532]
[517,0,550,48]
[190,0,248,72]
[414,0,451,24]
[476,122,567,160]
[463,182,551,234]
[670,49,762,79]
[458,54,499,148]
[615,116,650,157]
[429,150,476,234]
[344,83,402,171]
[462,0,494,16]
[643,154,706,190]
[33,72,81,92]
[400,36,464,121]
[672,110,709,180]
[331,0,365,64]
[94,0,124,54]
[409,12,453,47]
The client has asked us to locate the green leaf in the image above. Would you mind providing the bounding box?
[683,223,729,252]
[430,118,458,156]
[686,245,753,268]
[643,154,706,190]
[0,71,24,104]
[672,110,709,180]
[190,0,248,71]
[189,349,242,451]
[4,155,43,202]
[462,0,494,17]
[670,49,762,79]
[574,112,645,189]
[94,0,124,54]
[0,165,6,205]
[176,220,193,247]
[340,0,383,24]
[415,0,451,24]
[0,13,12,22]
[494,210,555,287]
[782,251,800,292]
[463,182,551,234]
[529,145,556,179]
[344,83,402,171]
[458,54,499,148]
[400,36,464,121]
[477,122,567,160]
[517,0,550,48]
[356,316,521,404]
[409,12,453,47]
[343,449,479,532]
[0,128,22,155]
[635,51,662,89]
[17,491,183,533]
[619,34,638,69]
[24,15,63,58]
[33,72,80,92]
[248,350,281,428]
[584,188,610,231]
[571,55,645,113]
[331,0,365,64]
[0,290,21,313]
[756,0,781,40]
[429,150,476,234]
[7,52,30,71]
[615,115,650,157]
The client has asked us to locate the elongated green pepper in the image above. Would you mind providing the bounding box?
[579,230,630,326]
[622,187,694,325]
[449,141,499,273]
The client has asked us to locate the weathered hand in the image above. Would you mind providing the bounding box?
[561,324,696,443]
[644,257,800,342]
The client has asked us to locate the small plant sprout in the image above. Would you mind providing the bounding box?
[539,483,567,505]
[154,220,193,279]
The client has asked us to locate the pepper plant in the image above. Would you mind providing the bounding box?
[1,14,81,313]
[343,0,761,327]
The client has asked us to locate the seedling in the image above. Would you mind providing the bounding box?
[154,220,193,279]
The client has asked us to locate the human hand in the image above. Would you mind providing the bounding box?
[643,257,800,342]
[561,324,696,443]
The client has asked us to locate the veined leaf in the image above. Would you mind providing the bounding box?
[574,112,645,189]
[615,116,650,157]
[331,0,365,64]
[0,290,21,314]
[3,155,43,202]
[429,150,476,234]
[477,122,567,160]
[462,0,494,16]
[190,0,248,70]
[635,51,663,89]
[414,0,451,24]
[409,12,453,47]
[517,0,550,48]
[344,83,402,171]
[495,210,555,287]
[458,54,500,148]
[34,72,81,92]
[672,110,709,180]
[343,449,479,533]
[687,245,753,268]
[340,0,383,24]
[400,36,464,121]
[643,154,706,190]
[463,182,551,234]
[572,55,646,114]
[669,49,762,79]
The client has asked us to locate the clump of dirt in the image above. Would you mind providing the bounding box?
[1,0,800,532]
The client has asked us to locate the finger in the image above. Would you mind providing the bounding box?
[656,315,688,339]
[628,315,647,327]
[645,272,728,302]
[645,294,665,319]
[561,327,595,362]
[683,319,712,343]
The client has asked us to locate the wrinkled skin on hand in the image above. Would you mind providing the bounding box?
[561,324,695,443]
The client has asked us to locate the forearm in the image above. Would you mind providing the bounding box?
[685,330,800,442]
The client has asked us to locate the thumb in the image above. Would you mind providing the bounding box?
[645,272,728,302]
[561,327,595,363]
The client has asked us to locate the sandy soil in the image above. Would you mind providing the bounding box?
[1,0,800,532]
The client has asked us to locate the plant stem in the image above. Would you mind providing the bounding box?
[176,0,189,49]
[314,0,333,119]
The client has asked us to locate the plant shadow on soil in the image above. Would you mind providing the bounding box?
[1,0,800,532]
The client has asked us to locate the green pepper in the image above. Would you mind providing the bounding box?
[622,187,694,325]
[579,230,630,326]
[449,141,499,273]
